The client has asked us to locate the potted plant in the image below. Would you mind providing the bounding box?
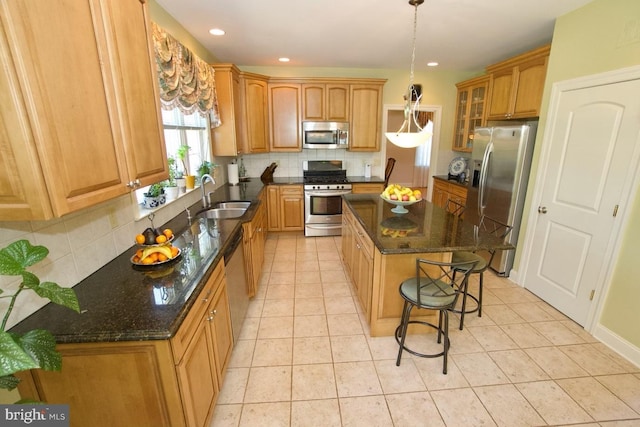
[143,182,166,209]
[0,240,80,400]
[197,161,217,185]
[165,157,179,200]
[176,145,195,190]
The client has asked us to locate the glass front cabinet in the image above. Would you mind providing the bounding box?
[452,75,489,152]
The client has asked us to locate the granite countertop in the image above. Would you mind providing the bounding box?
[10,179,267,344]
[343,194,513,255]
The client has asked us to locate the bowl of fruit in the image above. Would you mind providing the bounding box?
[380,184,423,214]
[132,227,180,266]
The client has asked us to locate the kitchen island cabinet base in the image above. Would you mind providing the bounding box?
[369,250,451,337]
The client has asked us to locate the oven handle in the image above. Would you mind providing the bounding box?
[306,224,344,230]
[305,190,352,197]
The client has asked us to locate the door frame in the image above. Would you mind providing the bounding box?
[519,64,640,333]
[381,104,443,200]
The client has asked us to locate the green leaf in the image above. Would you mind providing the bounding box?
[32,282,80,313]
[0,331,38,377]
[14,330,61,372]
[0,374,20,391]
[0,240,48,275]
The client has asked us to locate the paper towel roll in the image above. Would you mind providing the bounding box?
[228,164,239,185]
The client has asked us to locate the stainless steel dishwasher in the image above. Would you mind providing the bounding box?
[223,228,249,343]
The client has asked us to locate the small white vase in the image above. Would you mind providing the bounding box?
[176,178,187,194]
[165,186,179,200]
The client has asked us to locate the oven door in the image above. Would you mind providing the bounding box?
[304,189,351,236]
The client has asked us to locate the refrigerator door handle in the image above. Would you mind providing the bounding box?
[478,141,493,217]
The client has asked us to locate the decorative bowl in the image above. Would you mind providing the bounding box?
[380,194,420,214]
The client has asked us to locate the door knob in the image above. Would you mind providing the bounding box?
[538,206,547,214]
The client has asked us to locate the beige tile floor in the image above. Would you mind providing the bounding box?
[211,233,640,426]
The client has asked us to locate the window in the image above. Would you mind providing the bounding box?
[134,107,212,214]
[161,108,211,176]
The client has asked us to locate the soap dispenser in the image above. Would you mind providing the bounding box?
[364,163,372,178]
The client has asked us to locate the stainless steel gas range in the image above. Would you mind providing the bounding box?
[303,160,352,237]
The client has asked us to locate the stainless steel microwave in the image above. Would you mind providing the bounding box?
[302,121,349,149]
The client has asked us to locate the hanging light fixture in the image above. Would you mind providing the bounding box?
[385,0,433,148]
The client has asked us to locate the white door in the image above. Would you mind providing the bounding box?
[523,76,640,326]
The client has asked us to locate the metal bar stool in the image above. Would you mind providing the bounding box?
[395,258,478,374]
[450,215,513,330]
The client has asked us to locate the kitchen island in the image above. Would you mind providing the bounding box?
[342,193,512,336]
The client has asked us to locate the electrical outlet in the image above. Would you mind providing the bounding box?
[108,208,118,229]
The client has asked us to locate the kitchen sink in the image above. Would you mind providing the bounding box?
[197,207,247,219]
[213,201,252,210]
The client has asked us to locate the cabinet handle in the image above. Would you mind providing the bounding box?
[202,289,212,303]
[126,181,135,188]
[207,309,217,321]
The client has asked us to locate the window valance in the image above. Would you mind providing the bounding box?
[151,22,220,126]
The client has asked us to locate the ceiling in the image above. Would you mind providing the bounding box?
[156,0,593,72]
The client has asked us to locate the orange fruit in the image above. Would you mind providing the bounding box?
[155,235,167,244]
[135,249,144,258]
[163,229,173,239]
[135,234,145,244]
[141,256,154,265]
[157,253,168,262]
[149,252,159,262]
[170,246,179,258]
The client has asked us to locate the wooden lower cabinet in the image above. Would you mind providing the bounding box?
[351,183,384,194]
[342,203,373,320]
[16,262,232,427]
[266,185,304,231]
[243,191,268,297]
[431,177,467,211]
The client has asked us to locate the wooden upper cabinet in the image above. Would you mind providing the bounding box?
[243,76,270,153]
[486,44,550,120]
[302,83,349,121]
[0,0,167,221]
[211,66,269,155]
[268,83,302,152]
[349,83,384,151]
[211,64,245,156]
[452,76,489,152]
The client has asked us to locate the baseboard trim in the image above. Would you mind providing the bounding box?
[593,323,640,368]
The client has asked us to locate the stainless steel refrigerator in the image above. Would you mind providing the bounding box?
[465,121,537,276]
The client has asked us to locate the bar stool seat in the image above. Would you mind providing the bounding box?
[395,258,477,374]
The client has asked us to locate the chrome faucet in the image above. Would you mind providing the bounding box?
[200,174,215,208]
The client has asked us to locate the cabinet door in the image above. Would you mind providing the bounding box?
[212,65,243,156]
[511,56,548,118]
[244,77,269,153]
[452,76,488,152]
[0,0,166,220]
[269,83,301,151]
[302,83,325,121]
[349,84,382,151]
[280,186,304,231]
[266,186,281,231]
[176,317,218,427]
[341,204,354,279]
[326,84,349,121]
[487,68,516,120]
[209,281,233,381]
[355,236,373,320]
[431,180,449,209]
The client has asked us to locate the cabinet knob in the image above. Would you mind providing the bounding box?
[207,309,217,321]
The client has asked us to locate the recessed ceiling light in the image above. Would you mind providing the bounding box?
[427,61,439,67]
[278,57,290,63]
[209,28,225,36]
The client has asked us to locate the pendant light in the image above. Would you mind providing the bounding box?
[385,0,433,148]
